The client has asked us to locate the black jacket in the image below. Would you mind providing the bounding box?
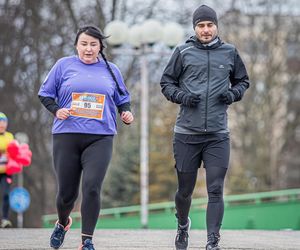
[160,36,250,134]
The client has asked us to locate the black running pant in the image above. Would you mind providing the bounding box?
[173,133,229,235]
[53,133,113,235]
[175,168,227,235]
[0,174,11,219]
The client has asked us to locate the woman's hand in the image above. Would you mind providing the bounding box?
[56,108,70,120]
[121,111,134,125]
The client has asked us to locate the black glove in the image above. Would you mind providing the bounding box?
[180,92,201,107]
[219,89,239,105]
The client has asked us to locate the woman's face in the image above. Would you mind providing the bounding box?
[76,33,101,64]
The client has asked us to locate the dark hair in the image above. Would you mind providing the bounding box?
[75,25,124,95]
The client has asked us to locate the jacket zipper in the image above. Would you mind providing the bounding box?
[205,50,210,131]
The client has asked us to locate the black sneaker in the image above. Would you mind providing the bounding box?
[50,217,72,249]
[175,217,191,250]
[206,233,221,250]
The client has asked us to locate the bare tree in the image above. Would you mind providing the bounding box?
[221,1,300,192]
[0,0,298,227]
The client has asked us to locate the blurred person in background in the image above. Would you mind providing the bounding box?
[0,112,14,228]
[38,25,134,250]
[160,5,250,250]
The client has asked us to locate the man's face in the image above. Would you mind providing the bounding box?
[0,120,7,134]
[194,21,218,44]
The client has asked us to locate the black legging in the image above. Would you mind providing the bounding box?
[0,174,10,219]
[53,133,113,235]
[175,167,227,235]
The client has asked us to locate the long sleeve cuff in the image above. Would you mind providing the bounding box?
[117,102,131,115]
[38,95,60,116]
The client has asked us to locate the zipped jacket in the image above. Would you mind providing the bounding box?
[160,36,250,134]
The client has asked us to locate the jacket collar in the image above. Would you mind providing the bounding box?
[186,36,223,49]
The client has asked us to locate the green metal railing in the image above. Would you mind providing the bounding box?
[42,188,300,230]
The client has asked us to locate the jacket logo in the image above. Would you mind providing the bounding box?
[219,65,225,69]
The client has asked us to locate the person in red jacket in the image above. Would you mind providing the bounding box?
[0,112,14,228]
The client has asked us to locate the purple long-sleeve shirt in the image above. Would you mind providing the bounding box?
[38,56,130,135]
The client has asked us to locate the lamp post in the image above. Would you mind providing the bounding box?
[105,19,184,228]
[14,132,29,228]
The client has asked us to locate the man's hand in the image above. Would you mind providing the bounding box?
[219,89,239,105]
[181,92,201,107]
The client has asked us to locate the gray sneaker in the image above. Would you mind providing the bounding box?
[175,217,191,250]
[206,233,221,250]
[1,219,12,228]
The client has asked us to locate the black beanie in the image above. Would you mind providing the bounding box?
[192,5,218,29]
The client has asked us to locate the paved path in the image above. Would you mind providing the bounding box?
[0,229,299,249]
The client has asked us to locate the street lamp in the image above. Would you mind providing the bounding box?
[14,132,29,228]
[104,19,184,228]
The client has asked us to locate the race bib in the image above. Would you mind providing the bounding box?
[70,92,105,120]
